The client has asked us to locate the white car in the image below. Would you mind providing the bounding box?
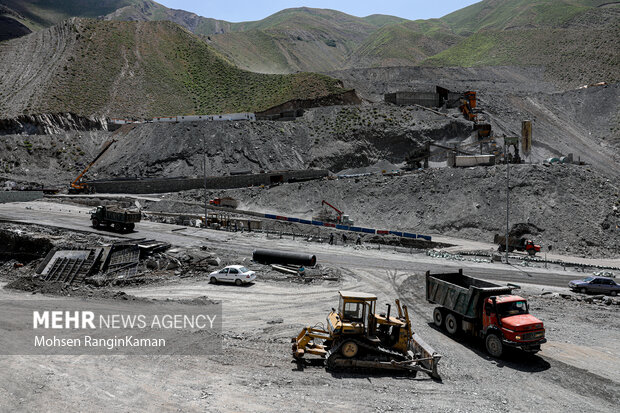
[209,265,256,286]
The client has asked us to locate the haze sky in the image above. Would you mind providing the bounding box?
[156,1,481,22]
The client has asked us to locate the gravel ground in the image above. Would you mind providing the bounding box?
[0,262,617,412]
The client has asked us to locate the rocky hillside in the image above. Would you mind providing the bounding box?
[0,0,138,35]
[0,103,472,185]
[0,18,345,118]
[176,164,620,258]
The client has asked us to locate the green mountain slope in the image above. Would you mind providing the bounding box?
[441,0,611,34]
[0,0,137,31]
[2,0,618,85]
[0,18,346,118]
[348,19,461,67]
[207,7,379,73]
[426,3,620,84]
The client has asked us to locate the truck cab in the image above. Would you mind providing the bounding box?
[482,295,545,356]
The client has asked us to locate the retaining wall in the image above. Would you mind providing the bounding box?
[85,169,329,194]
[0,191,44,203]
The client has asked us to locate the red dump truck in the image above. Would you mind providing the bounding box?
[426,269,546,357]
[494,234,541,256]
[209,197,239,209]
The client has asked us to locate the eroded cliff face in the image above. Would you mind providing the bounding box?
[0,113,107,136]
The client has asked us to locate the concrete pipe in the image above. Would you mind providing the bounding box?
[252,249,317,266]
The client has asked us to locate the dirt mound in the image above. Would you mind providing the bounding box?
[509,223,545,238]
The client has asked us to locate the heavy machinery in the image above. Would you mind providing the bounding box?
[70,139,116,193]
[209,197,239,209]
[460,91,478,121]
[90,205,141,232]
[316,200,354,225]
[292,291,441,378]
[427,270,546,357]
[494,234,541,256]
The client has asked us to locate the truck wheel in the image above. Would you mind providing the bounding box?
[91,219,100,229]
[527,249,536,256]
[485,334,503,358]
[445,313,460,335]
[433,308,444,328]
[126,223,135,231]
[113,223,123,232]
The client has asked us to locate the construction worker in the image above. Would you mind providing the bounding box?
[356,234,362,245]
[329,233,334,245]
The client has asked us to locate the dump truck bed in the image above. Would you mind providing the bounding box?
[426,269,513,319]
[102,207,141,223]
[494,234,524,248]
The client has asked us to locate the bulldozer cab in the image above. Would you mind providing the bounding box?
[337,291,377,333]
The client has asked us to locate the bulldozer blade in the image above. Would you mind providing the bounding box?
[331,358,423,372]
[411,333,442,380]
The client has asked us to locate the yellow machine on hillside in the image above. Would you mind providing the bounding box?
[292,291,441,379]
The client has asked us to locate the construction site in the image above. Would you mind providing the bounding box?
[0,68,618,411]
[0,1,619,411]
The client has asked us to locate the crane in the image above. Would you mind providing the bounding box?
[69,139,116,193]
[321,200,354,225]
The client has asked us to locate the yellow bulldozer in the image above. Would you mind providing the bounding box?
[292,291,441,379]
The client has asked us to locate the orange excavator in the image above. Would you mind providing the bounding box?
[69,139,116,193]
[460,91,477,122]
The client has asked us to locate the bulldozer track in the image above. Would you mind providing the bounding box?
[325,338,416,374]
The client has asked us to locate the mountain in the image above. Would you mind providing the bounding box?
[0,0,137,33]
[427,0,620,85]
[207,7,380,73]
[0,18,346,118]
[1,0,618,85]
[348,19,461,68]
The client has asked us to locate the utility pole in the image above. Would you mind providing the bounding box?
[203,133,208,228]
[505,140,510,264]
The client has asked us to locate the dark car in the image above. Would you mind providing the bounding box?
[569,276,620,296]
